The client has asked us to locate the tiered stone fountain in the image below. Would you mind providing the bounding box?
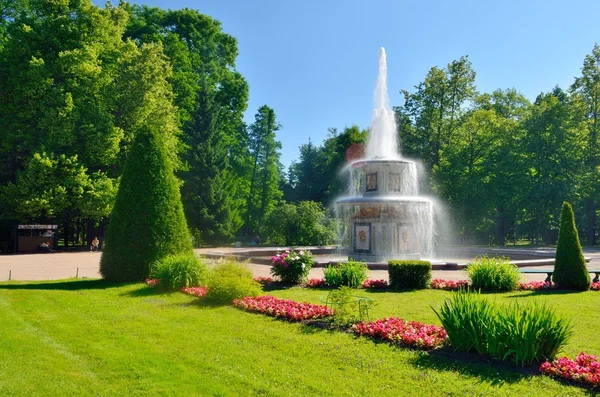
[335,48,434,262]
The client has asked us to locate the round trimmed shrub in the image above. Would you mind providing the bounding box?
[150,254,208,290]
[100,126,192,282]
[206,260,262,304]
[324,260,369,288]
[553,201,590,290]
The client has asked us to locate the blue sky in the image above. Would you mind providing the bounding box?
[98,0,600,169]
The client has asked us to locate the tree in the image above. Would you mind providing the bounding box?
[396,56,476,171]
[260,201,336,246]
[1,153,116,246]
[100,126,192,282]
[553,202,590,290]
[288,139,325,203]
[245,105,283,234]
[570,43,600,245]
[125,6,250,244]
[519,89,582,244]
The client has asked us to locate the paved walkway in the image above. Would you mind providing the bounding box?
[1,247,599,282]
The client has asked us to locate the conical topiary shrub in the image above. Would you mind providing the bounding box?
[552,201,590,290]
[100,126,192,282]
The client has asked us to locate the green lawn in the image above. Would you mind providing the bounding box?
[0,280,597,396]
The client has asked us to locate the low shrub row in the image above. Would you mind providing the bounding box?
[388,260,431,289]
[233,295,333,321]
[434,290,572,366]
[352,317,447,350]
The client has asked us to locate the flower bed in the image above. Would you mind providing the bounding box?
[518,281,556,291]
[362,279,388,289]
[591,282,600,291]
[181,286,208,297]
[253,276,274,285]
[352,317,447,350]
[541,352,600,389]
[305,278,327,288]
[430,279,469,291]
[145,278,160,287]
[233,295,333,321]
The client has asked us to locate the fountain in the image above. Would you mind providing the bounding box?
[335,48,434,262]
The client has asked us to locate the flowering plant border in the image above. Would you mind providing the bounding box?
[541,352,600,389]
[234,295,333,321]
[353,317,447,350]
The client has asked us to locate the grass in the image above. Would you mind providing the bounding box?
[0,280,597,396]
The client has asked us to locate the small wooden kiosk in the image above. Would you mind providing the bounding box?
[17,224,58,253]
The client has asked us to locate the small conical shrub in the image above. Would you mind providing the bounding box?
[552,201,590,290]
[100,126,192,282]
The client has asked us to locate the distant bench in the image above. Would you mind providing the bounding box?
[520,269,600,283]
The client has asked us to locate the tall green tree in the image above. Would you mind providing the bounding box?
[0,0,183,248]
[245,105,283,234]
[519,89,582,244]
[100,125,192,282]
[125,6,250,243]
[570,43,600,245]
[396,56,477,171]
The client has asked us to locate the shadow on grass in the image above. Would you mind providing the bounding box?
[409,348,537,386]
[504,289,590,298]
[0,279,130,291]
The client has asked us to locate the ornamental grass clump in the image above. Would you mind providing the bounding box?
[466,256,520,292]
[206,260,262,304]
[150,253,208,291]
[270,250,313,284]
[323,260,369,288]
[433,290,572,366]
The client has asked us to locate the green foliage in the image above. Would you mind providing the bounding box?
[466,256,520,292]
[388,260,432,289]
[260,201,336,246]
[100,126,192,282]
[553,202,590,290]
[245,105,283,235]
[326,286,371,326]
[433,290,494,355]
[126,6,251,244]
[323,260,368,288]
[206,260,262,304]
[2,153,116,222]
[434,290,572,366]
[150,254,207,291]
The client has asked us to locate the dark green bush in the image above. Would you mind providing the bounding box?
[434,290,573,366]
[150,254,207,290]
[466,256,520,292]
[553,201,590,290]
[206,260,262,304]
[100,126,192,282]
[388,260,431,289]
[323,260,369,288]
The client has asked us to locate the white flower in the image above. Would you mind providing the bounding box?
[299,251,304,256]
[301,263,305,269]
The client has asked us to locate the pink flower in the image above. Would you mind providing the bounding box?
[305,278,327,288]
[234,295,333,321]
[541,352,600,388]
[362,279,388,289]
[145,278,160,286]
[430,279,469,290]
[181,285,208,297]
[352,317,447,350]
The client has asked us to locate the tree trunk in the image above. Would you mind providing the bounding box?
[497,207,505,246]
[585,198,596,246]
